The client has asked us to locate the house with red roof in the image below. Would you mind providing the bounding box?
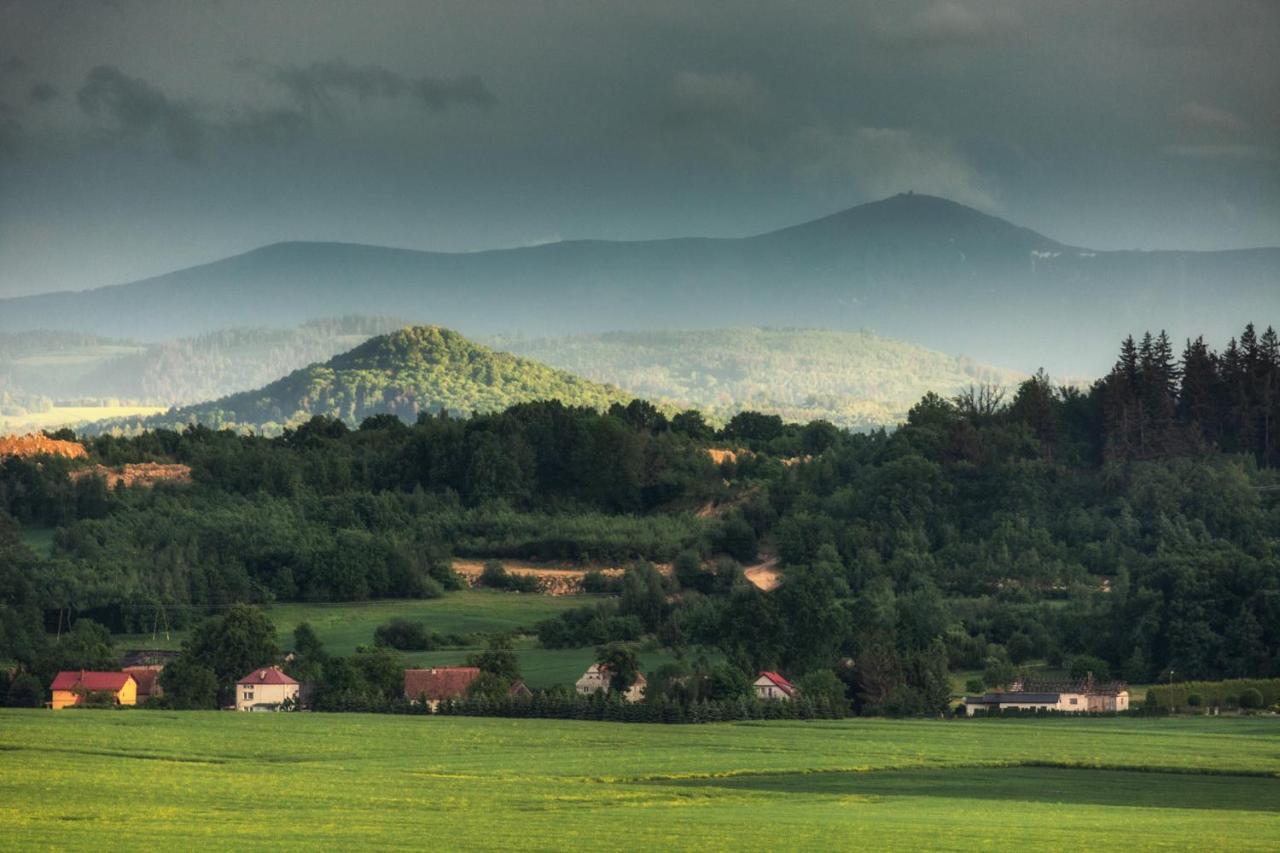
[404,666,481,710]
[402,666,531,710]
[122,666,164,704]
[50,671,137,710]
[235,666,299,711]
[753,671,796,701]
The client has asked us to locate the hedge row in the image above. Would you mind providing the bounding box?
[1144,678,1280,710]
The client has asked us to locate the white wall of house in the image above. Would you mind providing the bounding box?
[753,677,792,701]
[236,682,298,711]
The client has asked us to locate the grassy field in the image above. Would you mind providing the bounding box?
[113,590,691,688]
[0,712,1275,850]
[0,403,166,433]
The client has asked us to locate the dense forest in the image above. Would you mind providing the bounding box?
[2,325,1278,713]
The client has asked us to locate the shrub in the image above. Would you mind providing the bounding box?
[964,678,985,694]
[478,560,540,593]
[1238,687,1264,710]
[1186,693,1202,708]
[373,619,435,651]
[581,570,622,594]
[6,673,43,707]
[1067,654,1111,682]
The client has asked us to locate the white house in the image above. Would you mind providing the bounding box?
[235,666,300,711]
[753,671,797,701]
[575,663,646,702]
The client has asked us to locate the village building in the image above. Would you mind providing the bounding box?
[402,667,532,710]
[123,666,163,704]
[235,666,300,711]
[404,666,481,710]
[964,678,1130,715]
[575,663,646,702]
[753,671,797,701]
[50,671,137,710]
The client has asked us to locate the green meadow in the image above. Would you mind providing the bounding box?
[113,590,690,688]
[0,712,1276,850]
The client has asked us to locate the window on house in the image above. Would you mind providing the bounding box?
[1070,698,1078,705]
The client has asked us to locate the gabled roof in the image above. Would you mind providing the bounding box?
[236,666,298,686]
[404,667,481,701]
[756,671,796,696]
[123,667,161,695]
[50,671,134,692]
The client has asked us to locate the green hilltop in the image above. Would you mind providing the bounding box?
[105,326,633,434]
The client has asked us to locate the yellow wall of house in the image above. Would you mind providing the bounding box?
[50,679,136,710]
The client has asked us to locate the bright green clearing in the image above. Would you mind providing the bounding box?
[0,713,1275,850]
[112,590,671,688]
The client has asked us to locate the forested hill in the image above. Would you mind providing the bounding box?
[2,193,1276,375]
[494,328,1025,430]
[95,326,633,435]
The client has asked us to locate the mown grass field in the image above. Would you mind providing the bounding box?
[0,712,1275,850]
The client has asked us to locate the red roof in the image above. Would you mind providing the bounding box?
[757,671,796,696]
[123,667,161,696]
[236,666,298,686]
[404,667,481,701]
[50,671,134,693]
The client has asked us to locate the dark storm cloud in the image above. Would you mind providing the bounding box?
[77,64,204,160]
[67,57,492,161]
[0,57,25,75]
[0,0,1277,299]
[256,59,496,117]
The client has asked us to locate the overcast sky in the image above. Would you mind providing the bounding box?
[0,0,1277,298]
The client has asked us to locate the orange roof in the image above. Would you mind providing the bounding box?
[50,671,133,692]
[404,667,481,701]
[236,666,298,686]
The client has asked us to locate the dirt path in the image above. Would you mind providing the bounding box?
[452,559,671,596]
[743,555,782,591]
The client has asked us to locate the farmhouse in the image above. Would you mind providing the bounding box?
[235,666,299,711]
[50,671,137,710]
[964,679,1130,715]
[123,666,163,704]
[404,666,481,710]
[575,663,646,702]
[754,671,797,701]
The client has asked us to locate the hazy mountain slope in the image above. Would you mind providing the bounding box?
[3,194,1276,374]
[94,326,633,434]
[493,328,1026,429]
[0,318,406,411]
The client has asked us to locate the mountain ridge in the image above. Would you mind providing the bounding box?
[3,193,1276,375]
